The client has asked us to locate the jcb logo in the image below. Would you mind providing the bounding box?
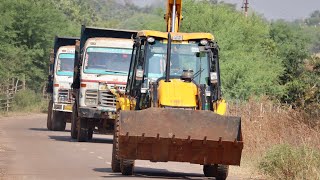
[171,100,181,106]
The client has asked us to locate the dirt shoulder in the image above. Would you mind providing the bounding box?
[0,114,44,179]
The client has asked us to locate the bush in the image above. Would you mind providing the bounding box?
[259,144,320,180]
[12,89,47,112]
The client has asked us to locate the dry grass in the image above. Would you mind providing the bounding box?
[227,98,320,179]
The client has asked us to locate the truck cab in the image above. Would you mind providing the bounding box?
[71,26,137,142]
[47,37,79,131]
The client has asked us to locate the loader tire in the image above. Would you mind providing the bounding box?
[203,164,229,180]
[71,104,78,139]
[47,101,53,130]
[111,115,120,172]
[77,118,88,142]
[52,111,66,131]
[120,159,134,175]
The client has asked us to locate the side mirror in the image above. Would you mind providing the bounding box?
[135,69,144,81]
[210,72,218,84]
[49,49,54,64]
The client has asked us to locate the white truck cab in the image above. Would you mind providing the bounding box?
[47,37,79,131]
[71,26,137,142]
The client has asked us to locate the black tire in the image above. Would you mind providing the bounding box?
[203,164,229,180]
[88,128,93,141]
[52,111,66,131]
[47,101,53,130]
[120,159,134,176]
[71,104,78,139]
[77,118,88,142]
[111,115,120,172]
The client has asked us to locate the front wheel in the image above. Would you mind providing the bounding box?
[77,118,89,142]
[112,115,120,172]
[52,111,66,131]
[71,104,78,139]
[203,164,229,180]
[47,100,53,130]
[120,159,135,175]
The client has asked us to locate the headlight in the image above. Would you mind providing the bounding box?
[58,95,68,102]
[85,98,97,106]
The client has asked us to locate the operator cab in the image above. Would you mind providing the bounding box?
[126,30,222,109]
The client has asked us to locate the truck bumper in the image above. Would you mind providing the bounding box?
[79,107,116,119]
[53,103,73,113]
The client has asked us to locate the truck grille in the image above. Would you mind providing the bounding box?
[58,89,71,103]
[85,90,98,100]
[99,91,116,107]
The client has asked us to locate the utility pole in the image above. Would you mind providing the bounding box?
[241,0,249,18]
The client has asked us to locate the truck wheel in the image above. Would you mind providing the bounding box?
[71,104,78,139]
[112,116,120,172]
[77,118,88,142]
[52,111,66,131]
[88,128,93,141]
[47,100,53,130]
[203,164,229,180]
[120,159,134,175]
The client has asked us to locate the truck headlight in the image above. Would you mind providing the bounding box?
[85,98,97,106]
[58,95,68,102]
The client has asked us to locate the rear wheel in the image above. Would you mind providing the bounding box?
[112,114,121,172]
[203,164,229,180]
[52,111,66,131]
[71,104,78,139]
[47,100,53,130]
[77,118,88,142]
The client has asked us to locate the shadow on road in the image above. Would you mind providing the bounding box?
[94,166,207,179]
[29,128,71,133]
[48,135,113,144]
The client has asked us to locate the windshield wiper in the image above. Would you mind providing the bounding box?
[192,68,205,81]
[97,71,127,77]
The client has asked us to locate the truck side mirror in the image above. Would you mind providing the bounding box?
[49,50,54,64]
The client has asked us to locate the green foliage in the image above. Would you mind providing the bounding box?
[0,0,318,111]
[259,144,320,180]
[0,0,78,90]
[269,21,319,108]
[181,0,284,100]
[305,10,320,27]
[12,89,47,112]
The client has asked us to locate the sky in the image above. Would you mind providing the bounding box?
[130,0,320,21]
[223,0,320,20]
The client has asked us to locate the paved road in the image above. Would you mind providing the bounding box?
[0,114,243,180]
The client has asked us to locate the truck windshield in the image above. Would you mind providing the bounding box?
[56,53,75,76]
[84,47,132,75]
[146,40,209,84]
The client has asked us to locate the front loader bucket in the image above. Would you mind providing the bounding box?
[117,108,243,165]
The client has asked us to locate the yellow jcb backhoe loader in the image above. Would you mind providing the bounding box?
[111,0,243,179]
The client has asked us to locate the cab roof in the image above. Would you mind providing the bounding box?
[137,30,214,41]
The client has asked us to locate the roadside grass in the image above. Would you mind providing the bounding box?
[259,144,320,180]
[0,89,48,116]
[228,98,320,179]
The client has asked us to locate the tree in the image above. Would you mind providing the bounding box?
[269,21,310,105]
[0,0,78,91]
[181,0,284,100]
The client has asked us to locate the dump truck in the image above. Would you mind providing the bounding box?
[47,36,79,131]
[111,0,243,179]
[71,26,137,142]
